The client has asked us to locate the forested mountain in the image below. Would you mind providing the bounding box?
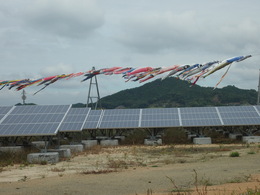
[95,78,257,109]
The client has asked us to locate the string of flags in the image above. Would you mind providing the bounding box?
[0,55,252,95]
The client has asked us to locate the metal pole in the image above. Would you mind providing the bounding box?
[258,69,260,105]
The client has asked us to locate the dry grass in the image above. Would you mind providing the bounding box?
[51,167,65,172]
[80,169,116,175]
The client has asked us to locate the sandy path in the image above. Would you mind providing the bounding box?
[0,144,259,195]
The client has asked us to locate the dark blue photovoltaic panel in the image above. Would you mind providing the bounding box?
[181,119,222,127]
[217,106,260,126]
[0,105,70,137]
[180,107,216,113]
[83,110,102,129]
[141,120,179,128]
[99,109,140,129]
[180,107,222,127]
[221,118,260,125]
[141,108,180,128]
[254,105,260,113]
[0,106,13,122]
[142,108,178,114]
[102,115,139,121]
[181,113,219,119]
[59,108,90,132]
[2,114,65,124]
[142,114,178,120]
[99,121,139,129]
[59,123,83,131]
[0,123,60,136]
[0,106,13,114]
[217,106,256,112]
[11,105,69,114]
[102,109,140,115]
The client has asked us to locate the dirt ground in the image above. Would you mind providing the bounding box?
[0,144,259,195]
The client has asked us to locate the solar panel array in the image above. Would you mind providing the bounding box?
[0,105,70,137]
[218,106,260,126]
[83,110,102,129]
[99,109,140,129]
[0,105,260,137]
[180,107,222,127]
[58,108,91,132]
[141,108,180,128]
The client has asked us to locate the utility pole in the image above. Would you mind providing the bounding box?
[22,90,26,105]
[87,67,101,109]
[256,69,260,105]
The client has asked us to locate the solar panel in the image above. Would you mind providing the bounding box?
[83,110,102,129]
[99,109,140,129]
[217,106,260,126]
[0,105,70,137]
[59,107,90,132]
[180,107,222,127]
[180,107,216,113]
[0,106,13,122]
[253,105,260,114]
[140,108,180,128]
[11,105,69,114]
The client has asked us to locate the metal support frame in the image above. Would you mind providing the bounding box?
[87,67,101,110]
[146,128,162,140]
[87,130,97,139]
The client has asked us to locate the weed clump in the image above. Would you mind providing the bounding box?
[229,151,240,157]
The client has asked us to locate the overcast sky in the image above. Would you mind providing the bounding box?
[1,0,260,106]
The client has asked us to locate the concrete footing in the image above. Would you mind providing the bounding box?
[229,133,242,140]
[27,152,59,164]
[114,136,126,141]
[187,134,197,140]
[242,136,260,143]
[193,137,212,145]
[96,136,109,141]
[42,149,71,158]
[0,146,24,153]
[59,144,83,153]
[144,139,162,146]
[31,141,48,148]
[100,139,118,146]
[81,140,98,149]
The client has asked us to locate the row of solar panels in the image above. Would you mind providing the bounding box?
[0,105,260,137]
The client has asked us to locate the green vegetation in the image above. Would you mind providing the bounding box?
[95,78,257,109]
[230,151,240,157]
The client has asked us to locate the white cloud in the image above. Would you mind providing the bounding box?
[23,0,104,39]
[116,10,260,56]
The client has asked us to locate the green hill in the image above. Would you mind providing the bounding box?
[96,78,257,109]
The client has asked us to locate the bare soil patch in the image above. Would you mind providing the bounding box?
[0,144,259,195]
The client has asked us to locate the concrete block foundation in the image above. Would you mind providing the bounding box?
[114,136,126,141]
[229,133,242,140]
[43,149,71,158]
[27,152,59,164]
[81,140,98,149]
[100,139,118,146]
[59,144,83,153]
[144,139,162,146]
[193,137,212,145]
[31,141,48,148]
[187,134,197,140]
[242,136,260,143]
